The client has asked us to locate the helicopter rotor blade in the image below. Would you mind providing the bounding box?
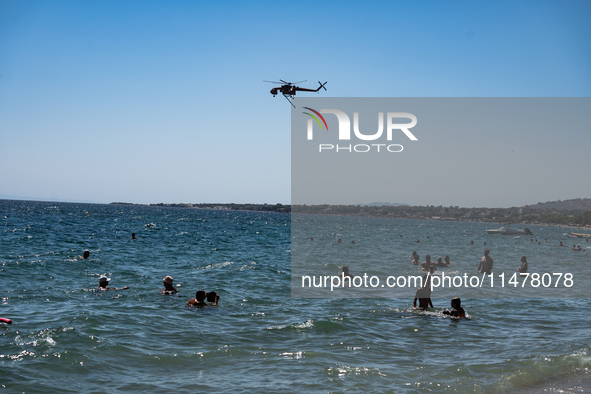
[292,80,308,85]
[263,80,283,84]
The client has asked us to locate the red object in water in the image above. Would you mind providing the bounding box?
[0,318,12,324]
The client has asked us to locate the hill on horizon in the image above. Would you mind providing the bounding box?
[360,202,409,207]
[525,198,591,212]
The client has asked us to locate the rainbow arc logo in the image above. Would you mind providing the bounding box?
[302,107,328,131]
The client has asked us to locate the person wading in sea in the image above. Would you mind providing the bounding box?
[478,249,493,274]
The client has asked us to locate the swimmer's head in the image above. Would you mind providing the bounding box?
[451,297,461,308]
[163,276,173,285]
[484,249,490,255]
[195,289,206,302]
[206,291,217,303]
[83,250,90,259]
[98,275,110,284]
[520,255,527,262]
[342,266,349,274]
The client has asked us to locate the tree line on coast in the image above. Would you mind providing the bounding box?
[292,204,591,227]
[110,200,591,227]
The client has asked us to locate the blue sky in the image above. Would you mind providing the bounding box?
[1,0,590,206]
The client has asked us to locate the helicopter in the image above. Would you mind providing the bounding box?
[264,80,327,107]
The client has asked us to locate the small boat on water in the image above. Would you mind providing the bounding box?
[570,232,591,238]
[486,224,533,236]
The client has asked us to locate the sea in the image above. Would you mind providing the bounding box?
[1,199,591,393]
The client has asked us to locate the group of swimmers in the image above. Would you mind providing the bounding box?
[95,274,220,308]
[342,263,467,318]
[412,283,466,318]
[411,264,459,314]
[161,275,220,306]
[411,252,453,271]
[409,248,533,317]
[84,241,219,307]
[477,249,528,274]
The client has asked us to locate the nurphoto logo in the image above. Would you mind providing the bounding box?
[303,108,418,153]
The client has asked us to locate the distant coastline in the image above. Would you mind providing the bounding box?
[109,199,591,228]
[2,198,588,228]
[110,202,290,213]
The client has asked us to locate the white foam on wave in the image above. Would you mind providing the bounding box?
[266,318,314,330]
[325,364,386,377]
[203,261,234,270]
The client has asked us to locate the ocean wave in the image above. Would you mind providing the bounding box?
[324,364,387,377]
[202,261,234,270]
[10,326,76,355]
[266,318,314,331]
[494,348,591,393]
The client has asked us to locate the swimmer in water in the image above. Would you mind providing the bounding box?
[131,233,138,239]
[516,255,528,274]
[444,255,452,266]
[412,255,421,265]
[82,250,90,259]
[421,255,436,272]
[97,276,129,291]
[421,268,435,291]
[413,286,433,309]
[434,256,449,267]
[187,289,219,307]
[559,241,566,247]
[478,249,493,274]
[341,265,354,279]
[161,276,178,294]
[422,270,432,285]
[443,297,466,318]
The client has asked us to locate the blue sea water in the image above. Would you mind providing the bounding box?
[1,200,591,393]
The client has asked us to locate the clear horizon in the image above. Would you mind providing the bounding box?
[2,194,589,211]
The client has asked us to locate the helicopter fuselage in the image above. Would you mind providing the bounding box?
[270,85,298,97]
